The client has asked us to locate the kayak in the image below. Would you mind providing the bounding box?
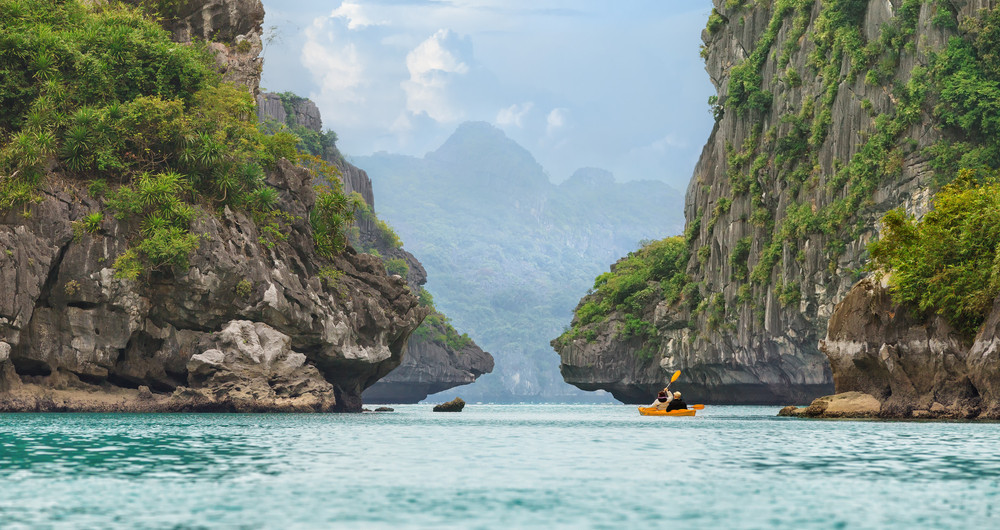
[638,407,696,417]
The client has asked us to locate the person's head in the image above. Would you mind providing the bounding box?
[658,390,666,397]
[673,391,681,399]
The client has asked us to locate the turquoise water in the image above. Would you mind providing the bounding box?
[2,405,999,528]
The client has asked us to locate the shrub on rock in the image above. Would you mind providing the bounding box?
[433,397,465,412]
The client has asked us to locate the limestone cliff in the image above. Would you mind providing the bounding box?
[363,318,495,404]
[0,0,425,412]
[0,158,423,412]
[256,92,493,404]
[555,0,984,404]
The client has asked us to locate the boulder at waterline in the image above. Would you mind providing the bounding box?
[778,392,881,418]
[433,397,465,412]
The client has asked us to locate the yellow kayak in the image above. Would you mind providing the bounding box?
[638,406,697,417]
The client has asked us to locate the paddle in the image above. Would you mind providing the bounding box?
[691,404,705,410]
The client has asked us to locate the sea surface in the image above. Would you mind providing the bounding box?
[1,404,999,528]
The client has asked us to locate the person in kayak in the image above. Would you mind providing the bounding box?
[665,391,688,411]
[648,390,671,410]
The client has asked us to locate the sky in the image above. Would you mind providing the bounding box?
[259,0,716,190]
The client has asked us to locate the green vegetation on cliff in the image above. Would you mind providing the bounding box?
[870,172,1000,336]
[556,237,691,347]
[705,0,972,321]
[561,0,1000,361]
[0,0,357,278]
[868,4,1000,336]
[264,91,339,160]
[925,4,1000,183]
[412,287,473,351]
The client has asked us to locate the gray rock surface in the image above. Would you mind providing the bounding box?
[554,0,976,404]
[125,0,265,93]
[363,323,494,403]
[0,158,425,412]
[255,93,324,135]
[809,276,997,419]
[178,320,337,411]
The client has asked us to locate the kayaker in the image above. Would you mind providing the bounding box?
[665,391,688,411]
[648,390,671,410]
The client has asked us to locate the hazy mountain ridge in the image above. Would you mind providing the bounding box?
[356,122,684,402]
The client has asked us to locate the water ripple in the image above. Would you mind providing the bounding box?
[1,406,1000,528]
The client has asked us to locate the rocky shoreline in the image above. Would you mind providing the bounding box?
[0,161,426,412]
[780,276,1000,420]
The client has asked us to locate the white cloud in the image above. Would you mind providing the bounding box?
[402,30,472,123]
[546,108,568,135]
[300,19,367,123]
[301,40,363,99]
[330,2,385,30]
[264,0,715,187]
[496,102,534,127]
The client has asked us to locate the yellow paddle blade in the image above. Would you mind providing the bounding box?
[670,370,681,383]
[692,404,705,410]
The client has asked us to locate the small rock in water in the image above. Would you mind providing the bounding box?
[433,397,465,412]
[374,407,394,412]
[777,405,800,417]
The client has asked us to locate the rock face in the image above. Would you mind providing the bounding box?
[0,158,425,412]
[181,320,337,411]
[256,91,493,404]
[145,0,265,93]
[363,320,494,403]
[797,276,999,419]
[256,93,324,136]
[555,0,980,404]
[0,0,427,412]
